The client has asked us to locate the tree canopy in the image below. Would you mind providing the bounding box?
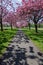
[0,0,43,32]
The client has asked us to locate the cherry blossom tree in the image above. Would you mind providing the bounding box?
[0,0,14,31]
[17,0,43,32]
[3,11,17,29]
[0,0,43,31]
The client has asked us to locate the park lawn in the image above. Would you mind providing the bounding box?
[22,28,43,52]
[0,28,18,57]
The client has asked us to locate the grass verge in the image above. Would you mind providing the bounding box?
[22,27,43,52]
[0,28,18,57]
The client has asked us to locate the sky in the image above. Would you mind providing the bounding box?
[7,0,22,11]
[12,0,22,10]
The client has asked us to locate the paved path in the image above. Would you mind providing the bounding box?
[0,30,43,65]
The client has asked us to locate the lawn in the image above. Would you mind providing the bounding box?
[22,27,43,52]
[0,28,18,57]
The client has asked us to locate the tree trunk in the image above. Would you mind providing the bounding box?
[0,17,3,31]
[10,22,12,30]
[34,23,38,33]
[0,0,3,31]
[1,21,3,31]
[28,23,31,30]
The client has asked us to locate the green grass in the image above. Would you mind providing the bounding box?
[30,24,43,28]
[0,28,18,57]
[22,27,43,52]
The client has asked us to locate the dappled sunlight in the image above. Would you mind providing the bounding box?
[0,0,43,65]
[0,30,43,65]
